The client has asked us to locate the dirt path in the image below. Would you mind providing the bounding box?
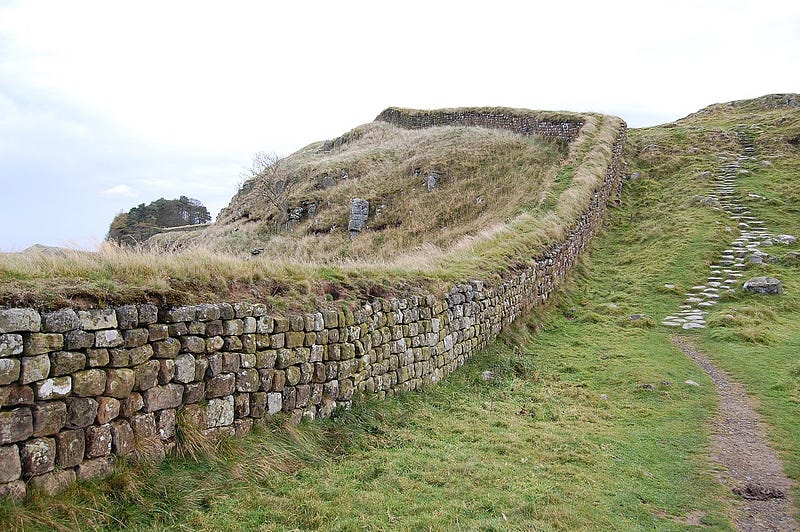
[672,336,798,531]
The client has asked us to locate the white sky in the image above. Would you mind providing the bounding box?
[0,0,798,250]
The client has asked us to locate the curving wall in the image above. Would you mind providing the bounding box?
[0,111,626,498]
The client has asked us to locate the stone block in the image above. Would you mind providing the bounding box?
[205,395,234,428]
[168,322,188,337]
[236,368,260,392]
[194,355,209,381]
[155,408,176,440]
[119,392,143,418]
[128,344,154,366]
[222,352,240,372]
[78,309,117,330]
[19,354,49,385]
[205,336,224,353]
[65,397,98,428]
[234,393,249,418]
[64,330,94,350]
[0,358,20,385]
[188,320,205,335]
[95,329,123,348]
[242,317,257,334]
[240,352,257,368]
[206,373,235,398]
[31,401,66,436]
[97,397,121,424]
[173,353,196,383]
[56,428,85,467]
[137,304,159,325]
[49,351,86,375]
[180,336,205,354]
[224,336,243,351]
[130,412,157,438]
[159,306,196,323]
[110,420,134,456]
[76,456,113,480]
[28,468,75,495]
[20,437,56,476]
[33,377,70,400]
[241,334,256,353]
[152,337,180,358]
[116,305,138,329]
[281,387,296,411]
[133,360,160,391]
[123,328,150,348]
[250,392,267,418]
[183,382,205,404]
[85,424,112,458]
[196,303,221,321]
[0,445,21,483]
[267,392,282,415]
[206,320,224,336]
[158,359,175,385]
[85,347,110,367]
[104,368,135,399]
[142,383,183,412]
[0,333,23,357]
[42,309,81,333]
[24,335,63,358]
[0,408,32,444]
[72,369,107,397]
[148,324,169,342]
[0,479,26,499]
[285,366,301,386]
[0,308,40,334]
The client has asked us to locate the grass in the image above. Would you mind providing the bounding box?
[0,109,623,310]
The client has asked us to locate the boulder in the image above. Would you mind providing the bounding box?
[743,276,784,295]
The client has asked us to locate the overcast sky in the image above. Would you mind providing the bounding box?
[0,0,798,251]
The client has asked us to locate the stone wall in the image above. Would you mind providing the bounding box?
[0,113,626,499]
[375,107,585,143]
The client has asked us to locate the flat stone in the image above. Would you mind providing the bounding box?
[743,276,784,295]
[78,309,117,331]
[0,384,34,407]
[23,333,63,356]
[49,351,86,375]
[42,309,81,333]
[142,383,183,412]
[72,369,107,397]
[682,322,706,330]
[31,402,66,437]
[0,334,24,357]
[0,309,41,334]
[76,456,113,480]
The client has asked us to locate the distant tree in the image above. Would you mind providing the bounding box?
[106,196,211,246]
[243,152,301,231]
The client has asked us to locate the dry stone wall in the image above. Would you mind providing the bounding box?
[0,112,625,499]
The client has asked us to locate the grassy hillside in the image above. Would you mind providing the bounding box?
[0,109,622,310]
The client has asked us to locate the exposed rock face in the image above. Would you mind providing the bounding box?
[743,277,784,295]
[348,198,370,237]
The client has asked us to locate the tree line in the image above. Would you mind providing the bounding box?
[107,196,211,246]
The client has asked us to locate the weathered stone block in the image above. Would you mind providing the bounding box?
[160,306,196,323]
[133,360,160,391]
[42,309,81,333]
[0,358,20,385]
[224,336,243,351]
[116,305,138,330]
[65,397,98,428]
[85,347,109,367]
[85,424,112,458]
[20,437,56,476]
[234,393,249,418]
[281,387,296,411]
[148,324,169,342]
[19,354,50,385]
[168,322,188,337]
[174,353,196,383]
[0,445,21,483]
[128,344,154,366]
[78,309,117,331]
[105,368,135,398]
[76,456,113,480]
[49,351,86,375]
[267,392,282,415]
[250,392,267,418]
[206,320,224,336]
[142,383,183,412]
[28,468,75,495]
[183,382,205,403]
[157,359,175,385]
[206,373,235,398]
[222,352,240,372]
[130,412,157,439]
[120,392,144,418]
[240,352,256,368]
[31,401,66,436]
[205,336,224,353]
[0,334,23,357]
[0,308,40,334]
[188,320,205,335]
[110,420,134,456]
[285,366,301,386]
[64,330,94,350]
[95,329,123,348]
[56,428,85,467]
[72,369,107,397]
[137,304,159,325]
[23,334,63,356]
[236,368,260,392]
[194,355,209,381]
[196,303,221,321]
[180,336,205,354]
[152,338,181,359]
[97,397,121,424]
[0,479,26,499]
[155,409,176,440]
[205,395,234,428]
[33,377,71,400]
[0,408,32,444]
[123,328,150,348]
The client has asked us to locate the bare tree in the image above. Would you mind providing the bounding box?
[244,152,300,232]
